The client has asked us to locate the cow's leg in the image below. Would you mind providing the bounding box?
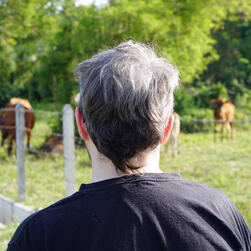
[226,121,231,140]
[7,134,14,155]
[1,129,8,146]
[221,122,225,141]
[1,130,4,146]
[26,131,31,150]
[176,136,180,154]
[230,121,234,139]
[214,122,218,142]
[172,136,178,157]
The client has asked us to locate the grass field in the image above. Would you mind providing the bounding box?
[0,115,250,250]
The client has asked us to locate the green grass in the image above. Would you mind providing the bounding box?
[0,118,250,249]
[0,222,18,251]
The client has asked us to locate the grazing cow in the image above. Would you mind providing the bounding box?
[211,98,235,141]
[166,112,180,157]
[39,135,63,155]
[0,98,35,154]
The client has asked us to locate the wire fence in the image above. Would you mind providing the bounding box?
[0,105,250,204]
[180,118,251,123]
[0,104,78,201]
[0,106,250,160]
[0,106,250,251]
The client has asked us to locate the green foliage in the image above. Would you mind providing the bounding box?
[212,83,229,99]
[191,82,229,108]
[77,0,250,83]
[0,84,15,107]
[234,88,251,132]
[175,83,229,117]
[174,88,196,115]
[200,18,251,101]
[1,0,250,106]
[180,108,213,133]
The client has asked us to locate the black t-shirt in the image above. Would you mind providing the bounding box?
[7,173,251,251]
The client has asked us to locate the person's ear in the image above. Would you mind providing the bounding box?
[75,107,89,140]
[160,114,173,144]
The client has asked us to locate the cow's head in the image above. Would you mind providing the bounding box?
[210,98,225,108]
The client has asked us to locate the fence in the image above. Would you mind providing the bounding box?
[0,105,250,251]
[0,103,77,202]
[167,116,251,159]
[0,105,250,204]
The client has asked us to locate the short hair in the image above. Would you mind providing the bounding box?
[75,41,179,173]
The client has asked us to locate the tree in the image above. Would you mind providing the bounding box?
[0,0,59,105]
[73,0,251,83]
[201,18,251,99]
[1,0,250,107]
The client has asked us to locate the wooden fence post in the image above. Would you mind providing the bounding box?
[63,104,76,197]
[16,103,26,201]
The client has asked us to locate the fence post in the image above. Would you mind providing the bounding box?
[63,104,76,197]
[16,103,26,202]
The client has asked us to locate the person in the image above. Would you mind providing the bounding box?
[8,41,250,251]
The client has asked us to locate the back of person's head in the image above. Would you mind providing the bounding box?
[75,41,179,173]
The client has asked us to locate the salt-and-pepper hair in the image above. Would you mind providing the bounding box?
[75,41,179,172]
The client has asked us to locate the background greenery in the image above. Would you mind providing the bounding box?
[0,0,250,119]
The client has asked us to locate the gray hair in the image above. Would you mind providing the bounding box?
[75,41,179,172]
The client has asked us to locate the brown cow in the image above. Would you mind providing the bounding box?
[166,112,180,157]
[211,98,235,141]
[39,135,63,155]
[0,98,35,154]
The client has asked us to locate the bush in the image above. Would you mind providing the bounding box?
[0,84,16,107]
[180,108,214,133]
[174,88,214,133]
[174,88,195,116]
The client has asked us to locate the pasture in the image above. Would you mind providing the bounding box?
[0,116,250,249]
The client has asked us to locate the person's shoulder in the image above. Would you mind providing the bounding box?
[171,178,239,215]
[7,210,40,249]
[7,191,84,250]
[178,178,228,200]
[180,179,251,246]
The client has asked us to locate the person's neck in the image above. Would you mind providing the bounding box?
[90,145,163,183]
